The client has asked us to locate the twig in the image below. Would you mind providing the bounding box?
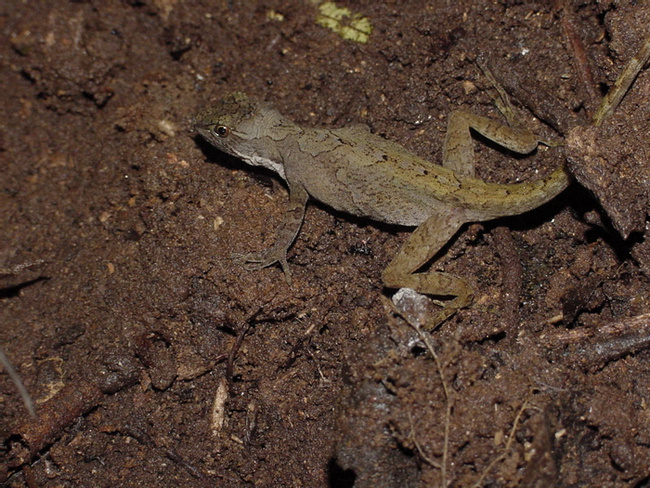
[225,294,279,385]
[470,392,531,488]
[553,312,650,372]
[407,411,441,469]
[279,319,322,371]
[0,346,36,418]
[593,35,650,126]
[0,259,45,417]
[559,2,600,115]
[225,320,253,384]
[494,226,522,330]
[121,425,210,482]
[411,324,452,487]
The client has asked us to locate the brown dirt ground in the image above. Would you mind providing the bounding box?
[2,1,650,487]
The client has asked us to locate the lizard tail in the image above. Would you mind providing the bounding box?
[464,164,572,220]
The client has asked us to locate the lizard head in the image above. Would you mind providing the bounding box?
[194,92,288,179]
[194,92,258,148]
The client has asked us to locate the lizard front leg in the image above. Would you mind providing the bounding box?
[382,209,472,329]
[233,183,309,281]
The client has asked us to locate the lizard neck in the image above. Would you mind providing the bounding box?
[233,111,302,182]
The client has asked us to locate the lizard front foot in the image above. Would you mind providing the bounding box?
[231,249,292,282]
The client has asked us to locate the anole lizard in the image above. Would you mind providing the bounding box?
[195,83,570,326]
[194,45,646,328]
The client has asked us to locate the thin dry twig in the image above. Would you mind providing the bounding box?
[121,425,210,482]
[558,2,600,115]
[225,320,254,384]
[407,411,441,469]
[0,346,36,418]
[593,35,650,126]
[493,226,523,330]
[411,323,452,487]
[553,312,650,372]
[470,392,531,488]
[225,294,278,384]
[1,259,45,419]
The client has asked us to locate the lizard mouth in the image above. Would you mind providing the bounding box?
[193,124,223,152]
[193,123,210,136]
[193,124,210,140]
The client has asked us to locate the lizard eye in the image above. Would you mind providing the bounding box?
[215,125,230,137]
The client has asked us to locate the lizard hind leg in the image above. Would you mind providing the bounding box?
[382,210,473,330]
[442,59,540,178]
[442,110,539,179]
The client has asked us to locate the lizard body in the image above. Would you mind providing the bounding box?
[195,92,570,326]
